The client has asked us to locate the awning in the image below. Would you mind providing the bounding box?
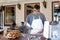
[0,1,22,6]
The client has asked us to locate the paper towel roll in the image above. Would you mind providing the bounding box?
[43,21,50,38]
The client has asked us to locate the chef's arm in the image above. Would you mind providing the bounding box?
[24,21,32,30]
[26,15,30,24]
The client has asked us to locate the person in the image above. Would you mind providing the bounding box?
[10,21,16,30]
[26,4,46,34]
[19,22,28,34]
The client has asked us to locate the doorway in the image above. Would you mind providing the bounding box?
[24,3,40,21]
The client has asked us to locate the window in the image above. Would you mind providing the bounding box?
[0,9,3,28]
[4,5,15,26]
[52,1,60,21]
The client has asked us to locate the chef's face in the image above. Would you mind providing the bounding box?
[33,8,39,15]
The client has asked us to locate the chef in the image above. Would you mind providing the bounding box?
[26,4,46,34]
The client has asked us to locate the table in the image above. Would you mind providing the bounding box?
[0,33,46,40]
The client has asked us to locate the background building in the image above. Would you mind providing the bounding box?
[0,0,59,27]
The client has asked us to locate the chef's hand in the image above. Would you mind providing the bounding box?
[24,22,27,26]
[38,28,43,33]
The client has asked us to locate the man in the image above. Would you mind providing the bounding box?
[26,4,46,34]
[10,21,16,30]
[19,22,28,34]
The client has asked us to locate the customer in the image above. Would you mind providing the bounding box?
[19,22,28,34]
[10,21,16,30]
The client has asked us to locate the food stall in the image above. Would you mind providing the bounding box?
[0,27,46,40]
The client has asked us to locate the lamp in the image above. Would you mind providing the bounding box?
[42,0,47,8]
[1,6,5,10]
[17,3,21,9]
[0,5,5,11]
[17,0,21,10]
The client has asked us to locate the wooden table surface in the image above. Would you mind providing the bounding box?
[0,33,46,40]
